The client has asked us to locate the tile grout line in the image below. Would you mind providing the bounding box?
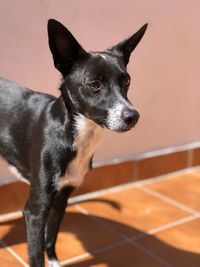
[68,167,200,205]
[74,204,89,215]
[73,203,198,267]
[1,167,200,221]
[129,214,200,267]
[75,200,200,259]
[140,186,199,214]
[187,149,194,168]
[75,203,130,242]
[74,179,200,249]
[60,252,91,266]
[128,239,172,267]
[0,210,22,222]
[146,213,200,235]
[0,239,28,267]
[128,212,200,242]
[64,188,200,267]
[73,189,200,266]
[59,214,200,267]
[60,237,171,267]
[94,141,200,167]
[60,239,138,266]
[133,161,138,181]
[1,195,199,266]
[131,213,200,240]
[1,169,200,266]
[133,167,200,187]
[92,239,127,254]
[74,204,144,256]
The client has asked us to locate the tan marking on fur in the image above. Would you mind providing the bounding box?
[57,115,103,189]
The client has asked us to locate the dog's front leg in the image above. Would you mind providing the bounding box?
[45,186,75,266]
[23,178,55,267]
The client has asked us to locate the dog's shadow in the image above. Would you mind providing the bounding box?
[0,198,200,267]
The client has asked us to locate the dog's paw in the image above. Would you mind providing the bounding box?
[48,259,61,267]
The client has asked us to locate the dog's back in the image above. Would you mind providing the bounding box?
[0,77,55,179]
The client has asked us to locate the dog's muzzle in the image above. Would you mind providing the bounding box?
[122,108,140,128]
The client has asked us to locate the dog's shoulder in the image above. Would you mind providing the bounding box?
[0,77,29,99]
[0,77,56,112]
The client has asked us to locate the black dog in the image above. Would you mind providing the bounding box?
[0,19,147,266]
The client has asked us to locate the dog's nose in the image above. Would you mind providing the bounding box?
[122,109,140,126]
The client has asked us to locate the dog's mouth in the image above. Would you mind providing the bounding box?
[116,125,135,133]
[90,109,140,132]
[106,113,140,132]
[102,108,140,132]
[101,119,139,133]
[112,123,138,133]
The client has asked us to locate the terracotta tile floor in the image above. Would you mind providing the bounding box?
[0,168,200,266]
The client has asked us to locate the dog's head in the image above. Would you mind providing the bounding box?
[48,19,147,132]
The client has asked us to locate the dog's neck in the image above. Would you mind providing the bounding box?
[52,95,104,189]
[57,114,104,189]
[73,113,104,151]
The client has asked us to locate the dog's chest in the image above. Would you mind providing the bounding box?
[57,115,103,189]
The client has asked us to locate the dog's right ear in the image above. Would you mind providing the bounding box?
[47,19,87,76]
[108,23,148,66]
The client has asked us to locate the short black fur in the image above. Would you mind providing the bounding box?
[0,19,147,266]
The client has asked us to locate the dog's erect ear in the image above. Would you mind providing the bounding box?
[109,23,148,65]
[47,19,87,76]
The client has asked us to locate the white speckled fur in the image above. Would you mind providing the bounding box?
[99,53,107,60]
[107,103,124,131]
[48,259,61,267]
[57,114,104,189]
[107,99,134,131]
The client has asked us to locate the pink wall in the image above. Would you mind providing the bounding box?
[0,0,200,163]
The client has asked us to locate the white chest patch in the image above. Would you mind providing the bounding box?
[57,114,104,189]
[8,166,30,184]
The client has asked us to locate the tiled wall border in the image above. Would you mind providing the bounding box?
[74,144,200,196]
[0,142,200,196]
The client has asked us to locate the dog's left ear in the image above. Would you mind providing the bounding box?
[47,19,87,76]
[109,23,148,65]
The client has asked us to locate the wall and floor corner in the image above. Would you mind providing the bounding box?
[0,1,200,192]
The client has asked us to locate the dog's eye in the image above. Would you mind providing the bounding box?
[120,73,131,90]
[122,76,131,87]
[89,81,102,92]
